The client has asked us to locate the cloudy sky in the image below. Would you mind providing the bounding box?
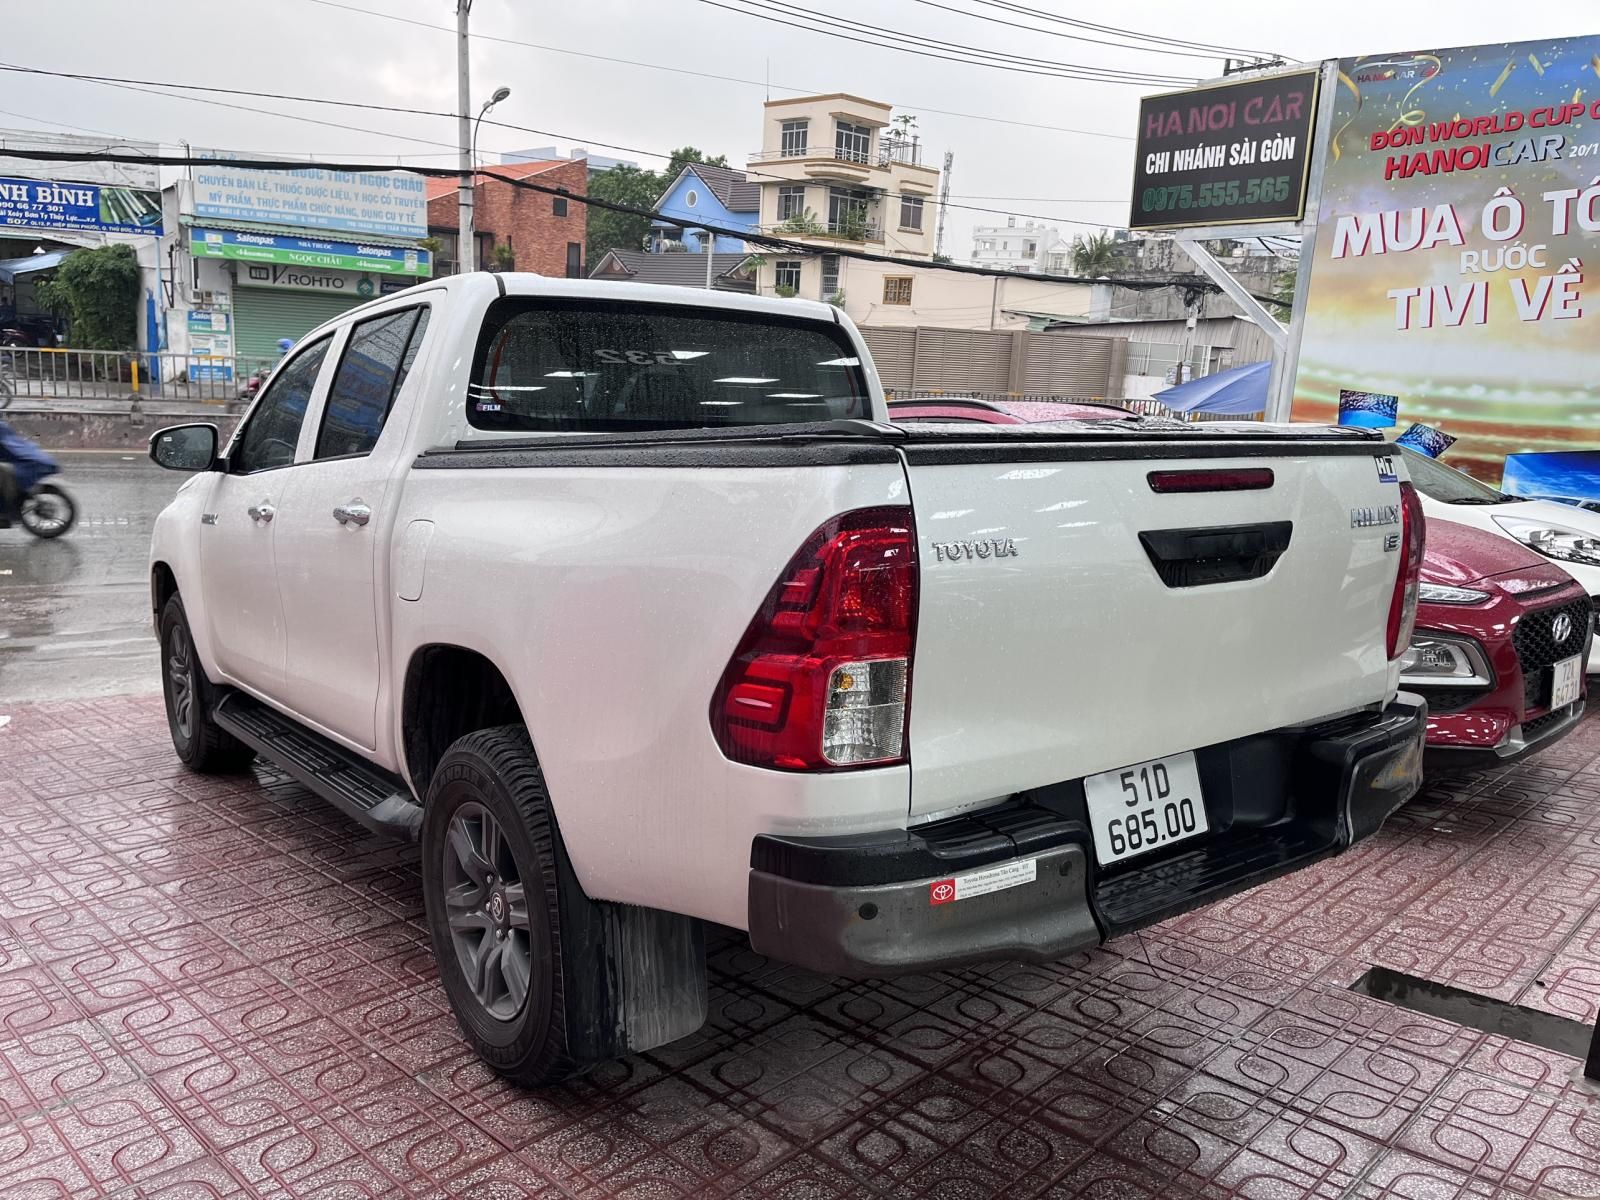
[5,0,1587,254]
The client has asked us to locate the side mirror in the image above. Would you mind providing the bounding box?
[149,423,219,472]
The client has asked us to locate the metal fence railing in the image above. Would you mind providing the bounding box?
[0,347,279,407]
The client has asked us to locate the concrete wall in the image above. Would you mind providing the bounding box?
[9,407,241,452]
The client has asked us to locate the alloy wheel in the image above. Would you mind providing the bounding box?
[166,624,194,742]
[442,801,533,1021]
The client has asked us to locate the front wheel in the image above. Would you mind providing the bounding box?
[19,483,76,538]
[158,595,255,773]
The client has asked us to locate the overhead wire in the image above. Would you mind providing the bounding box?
[963,0,1289,60]
[695,0,1197,84]
[899,0,1235,61]
[297,0,1137,140]
[0,145,1272,300]
[0,63,1132,229]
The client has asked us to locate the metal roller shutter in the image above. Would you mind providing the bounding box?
[232,288,362,362]
[859,327,915,392]
[1022,333,1117,397]
[909,329,1010,394]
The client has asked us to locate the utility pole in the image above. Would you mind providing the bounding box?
[456,0,475,273]
[704,230,716,289]
[935,150,953,259]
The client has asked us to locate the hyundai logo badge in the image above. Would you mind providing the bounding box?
[1551,612,1575,645]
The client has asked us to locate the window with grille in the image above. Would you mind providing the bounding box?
[821,254,840,299]
[883,276,913,305]
[780,120,809,156]
[834,120,871,164]
[777,186,806,222]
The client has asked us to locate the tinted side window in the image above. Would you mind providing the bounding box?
[233,339,331,473]
[315,308,430,460]
[467,299,869,433]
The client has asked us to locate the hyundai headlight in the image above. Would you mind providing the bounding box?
[1492,516,1600,567]
[1399,632,1493,688]
[1418,583,1490,605]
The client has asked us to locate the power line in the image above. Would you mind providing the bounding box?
[964,0,1288,60]
[2,62,1129,230]
[900,0,1228,62]
[696,0,1196,84]
[299,0,1135,141]
[1,145,1241,296]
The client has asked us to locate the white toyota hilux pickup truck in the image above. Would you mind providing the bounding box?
[148,273,1427,1085]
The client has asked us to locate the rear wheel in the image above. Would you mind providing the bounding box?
[422,727,581,1085]
[19,483,74,538]
[159,595,255,773]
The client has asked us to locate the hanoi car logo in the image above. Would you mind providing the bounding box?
[1552,612,1575,645]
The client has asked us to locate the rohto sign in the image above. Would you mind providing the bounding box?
[1130,70,1321,230]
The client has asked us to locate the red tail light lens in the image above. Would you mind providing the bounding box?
[1387,481,1426,659]
[711,507,918,771]
[1147,468,1275,493]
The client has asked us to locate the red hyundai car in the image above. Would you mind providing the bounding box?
[1404,519,1592,769]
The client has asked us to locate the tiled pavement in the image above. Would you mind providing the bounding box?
[0,696,1598,1199]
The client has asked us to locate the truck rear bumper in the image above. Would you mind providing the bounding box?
[747,694,1426,978]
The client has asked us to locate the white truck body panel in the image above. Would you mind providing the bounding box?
[904,449,1404,818]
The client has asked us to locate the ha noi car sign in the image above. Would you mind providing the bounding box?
[1130,70,1321,230]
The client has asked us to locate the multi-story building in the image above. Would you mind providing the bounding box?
[747,94,939,307]
[425,157,588,279]
[969,218,1068,274]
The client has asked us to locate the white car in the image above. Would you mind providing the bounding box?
[145,273,1426,1085]
[1399,445,1600,671]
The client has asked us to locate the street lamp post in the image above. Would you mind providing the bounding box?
[462,85,511,274]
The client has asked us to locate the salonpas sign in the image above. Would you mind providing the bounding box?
[191,228,431,277]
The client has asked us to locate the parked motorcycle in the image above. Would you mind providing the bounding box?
[237,364,271,403]
[0,420,76,538]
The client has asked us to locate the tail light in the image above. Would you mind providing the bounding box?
[711,507,918,770]
[1387,481,1426,659]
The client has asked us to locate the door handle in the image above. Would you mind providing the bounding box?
[247,502,275,523]
[333,500,371,527]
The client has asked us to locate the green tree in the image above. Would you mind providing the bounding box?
[1068,231,1118,276]
[1268,265,1297,320]
[585,148,732,264]
[35,244,141,349]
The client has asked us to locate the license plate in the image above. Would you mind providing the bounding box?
[1084,751,1209,867]
[1551,654,1583,709]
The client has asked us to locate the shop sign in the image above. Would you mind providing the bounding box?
[191,154,426,239]
[1292,35,1600,485]
[191,228,431,276]
[239,262,383,295]
[0,175,163,235]
[1130,70,1320,230]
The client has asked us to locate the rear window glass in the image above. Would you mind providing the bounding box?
[468,299,870,432]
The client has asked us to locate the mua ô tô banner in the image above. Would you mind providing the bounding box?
[1291,35,1600,487]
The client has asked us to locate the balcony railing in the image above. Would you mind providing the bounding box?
[759,221,883,244]
[750,139,924,168]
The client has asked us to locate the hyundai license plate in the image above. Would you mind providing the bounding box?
[1084,751,1208,867]
[1551,654,1583,709]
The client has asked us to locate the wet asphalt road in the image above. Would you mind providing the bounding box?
[0,452,182,703]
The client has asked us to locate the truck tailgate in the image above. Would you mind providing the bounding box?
[901,429,1401,819]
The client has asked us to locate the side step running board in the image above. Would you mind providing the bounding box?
[213,692,423,840]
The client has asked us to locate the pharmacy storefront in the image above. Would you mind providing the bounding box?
[169,158,429,375]
[189,227,431,359]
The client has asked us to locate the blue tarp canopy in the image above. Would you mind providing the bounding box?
[0,251,70,285]
[1153,360,1271,415]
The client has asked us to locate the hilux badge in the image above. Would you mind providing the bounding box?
[1350,504,1400,529]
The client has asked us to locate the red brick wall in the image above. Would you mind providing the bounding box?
[427,158,588,277]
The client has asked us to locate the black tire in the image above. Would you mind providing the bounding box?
[158,595,255,773]
[19,483,74,538]
[421,726,587,1087]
